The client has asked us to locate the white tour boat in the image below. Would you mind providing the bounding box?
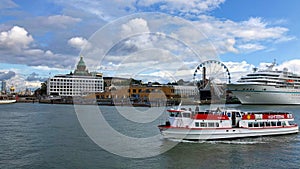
[0,95,16,104]
[158,107,299,140]
[0,99,16,104]
[227,61,300,104]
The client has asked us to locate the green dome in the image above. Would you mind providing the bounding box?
[77,56,86,67]
[74,56,90,76]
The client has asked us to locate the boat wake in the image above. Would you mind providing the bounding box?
[168,133,299,145]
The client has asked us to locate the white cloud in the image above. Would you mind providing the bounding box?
[0,0,18,9]
[68,37,90,50]
[195,16,294,54]
[238,43,266,52]
[118,18,154,50]
[215,38,238,54]
[235,17,291,41]
[0,26,33,51]
[53,0,225,20]
[6,74,41,91]
[42,15,81,29]
[136,0,225,16]
[121,18,150,36]
[0,26,77,69]
[224,61,254,82]
[0,70,16,81]
[23,49,44,56]
[52,0,119,21]
[52,1,294,56]
[275,59,300,74]
[31,65,69,72]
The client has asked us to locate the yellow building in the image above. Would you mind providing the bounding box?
[96,85,178,100]
[91,84,185,106]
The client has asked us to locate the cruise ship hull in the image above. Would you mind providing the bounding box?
[228,84,300,105]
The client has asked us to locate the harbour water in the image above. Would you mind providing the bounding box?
[0,103,299,168]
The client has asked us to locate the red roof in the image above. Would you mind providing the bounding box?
[193,114,229,120]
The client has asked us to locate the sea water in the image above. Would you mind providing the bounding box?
[0,103,299,168]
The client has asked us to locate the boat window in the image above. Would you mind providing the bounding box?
[215,122,219,127]
[208,122,215,127]
[176,113,182,117]
[235,112,241,117]
[287,114,293,118]
[277,121,282,126]
[288,121,296,125]
[271,121,277,126]
[253,122,259,127]
[227,112,231,117]
[259,122,264,127]
[182,113,191,118]
[200,122,207,127]
[195,122,200,127]
[255,114,263,120]
[265,122,271,127]
[282,121,286,126]
[248,122,253,127]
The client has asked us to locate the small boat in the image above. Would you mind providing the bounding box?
[158,107,299,140]
[0,95,17,104]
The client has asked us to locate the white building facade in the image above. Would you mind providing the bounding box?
[173,85,199,97]
[47,56,104,96]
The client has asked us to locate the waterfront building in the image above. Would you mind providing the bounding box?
[47,56,104,96]
[103,77,133,91]
[173,85,198,98]
[95,83,198,105]
[1,81,6,94]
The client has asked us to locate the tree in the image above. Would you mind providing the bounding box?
[40,81,47,96]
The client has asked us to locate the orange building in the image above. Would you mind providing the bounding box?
[96,84,179,101]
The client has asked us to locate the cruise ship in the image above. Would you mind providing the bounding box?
[227,61,300,104]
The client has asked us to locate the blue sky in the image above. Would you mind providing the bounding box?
[1,0,300,91]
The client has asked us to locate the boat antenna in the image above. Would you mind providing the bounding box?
[177,101,182,110]
[266,59,276,70]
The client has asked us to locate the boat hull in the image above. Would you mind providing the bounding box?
[160,126,299,140]
[0,100,16,104]
[228,84,300,105]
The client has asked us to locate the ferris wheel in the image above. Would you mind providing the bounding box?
[193,60,231,100]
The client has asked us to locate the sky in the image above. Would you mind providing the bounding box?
[1,0,300,91]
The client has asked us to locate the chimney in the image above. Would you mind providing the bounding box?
[202,67,206,83]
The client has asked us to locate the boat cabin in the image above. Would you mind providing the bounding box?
[167,108,243,128]
[166,108,296,129]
